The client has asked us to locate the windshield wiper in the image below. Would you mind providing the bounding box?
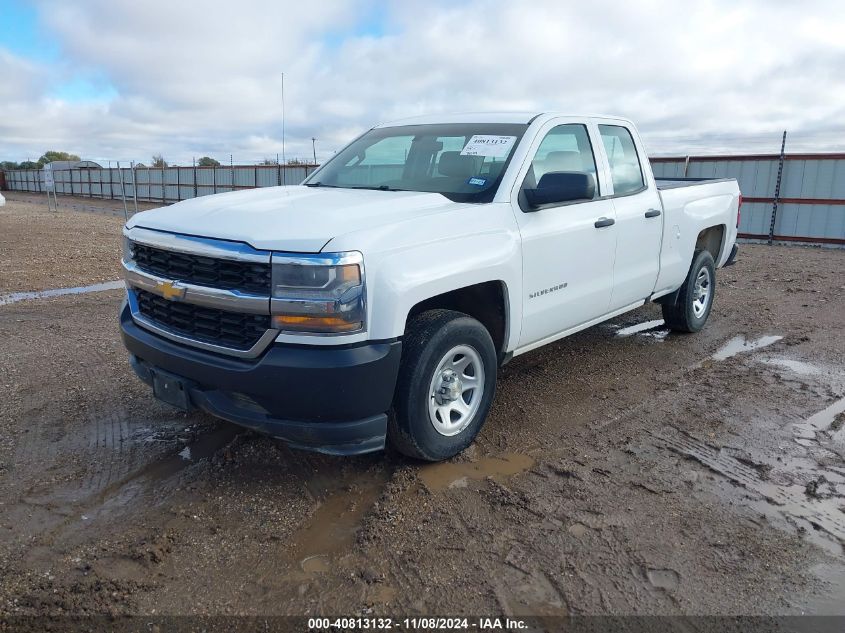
[346,185,406,192]
[304,181,341,188]
[304,182,404,192]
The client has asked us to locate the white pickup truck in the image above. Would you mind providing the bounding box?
[120,113,740,460]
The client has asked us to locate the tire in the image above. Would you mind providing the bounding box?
[388,309,497,461]
[662,249,716,333]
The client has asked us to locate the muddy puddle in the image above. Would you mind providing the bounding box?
[419,454,535,490]
[760,358,823,375]
[290,467,391,575]
[17,423,242,573]
[802,563,845,614]
[615,319,666,337]
[659,431,845,554]
[712,334,783,361]
[658,391,845,555]
[0,280,124,306]
[26,424,240,539]
[793,396,845,446]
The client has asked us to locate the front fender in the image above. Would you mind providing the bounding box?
[325,203,523,350]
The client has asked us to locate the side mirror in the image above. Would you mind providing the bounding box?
[524,172,596,209]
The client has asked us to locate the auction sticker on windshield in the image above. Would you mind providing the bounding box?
[460,135,516,158]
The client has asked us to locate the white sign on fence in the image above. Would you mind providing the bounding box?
[42,166,58,211]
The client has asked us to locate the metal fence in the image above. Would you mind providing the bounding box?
[651,153,845,247]
[2,164,318,203]
[3,154,844,247]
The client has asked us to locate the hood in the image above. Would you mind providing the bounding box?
[127,185,459,252]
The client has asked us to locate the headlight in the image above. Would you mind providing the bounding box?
[122,236,134,263]
[270,252,365,334]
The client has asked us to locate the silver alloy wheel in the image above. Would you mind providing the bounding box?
[692,266,712,318]
[427,344,485,437]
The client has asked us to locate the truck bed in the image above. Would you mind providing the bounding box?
[653,176,741,294]
[655,177,736,190]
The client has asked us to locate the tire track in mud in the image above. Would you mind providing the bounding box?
[19,423,243,565]
[12,343,211,510]
[655,429,845,548]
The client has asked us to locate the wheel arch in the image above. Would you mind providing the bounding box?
[405,280,511,362]
[695,224,727,265]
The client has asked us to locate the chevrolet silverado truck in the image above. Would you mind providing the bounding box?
[120,113,740,460]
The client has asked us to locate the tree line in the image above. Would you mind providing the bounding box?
[1,151,81,170]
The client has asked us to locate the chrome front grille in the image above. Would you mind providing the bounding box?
[124,226,277,358]
[132,242,271,295]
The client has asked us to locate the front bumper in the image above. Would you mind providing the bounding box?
[120,304,401,455]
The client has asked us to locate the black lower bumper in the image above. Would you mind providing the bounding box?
[724,244,739,267]
[120,304,401,455]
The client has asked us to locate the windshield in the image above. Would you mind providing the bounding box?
[304,123,529,203]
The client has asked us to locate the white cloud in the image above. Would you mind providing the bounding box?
[1,0,844,164]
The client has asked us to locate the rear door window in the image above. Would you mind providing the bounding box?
[598,125,645,195]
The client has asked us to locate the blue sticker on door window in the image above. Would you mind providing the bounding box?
[467,177,487,186]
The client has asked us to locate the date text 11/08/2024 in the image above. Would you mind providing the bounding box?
[308,616,530,630]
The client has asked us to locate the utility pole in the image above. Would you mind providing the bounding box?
[281,73,286,168]
[311,137,317,165]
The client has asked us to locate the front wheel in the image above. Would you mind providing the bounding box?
[662,249,716,333]
[388,309,497,461]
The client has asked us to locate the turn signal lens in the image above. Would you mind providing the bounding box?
[272,314,363,333]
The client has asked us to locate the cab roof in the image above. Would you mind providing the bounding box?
[376,112,630,127]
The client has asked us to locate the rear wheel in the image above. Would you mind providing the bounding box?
[388,309,497,461]
[662,249,716,333]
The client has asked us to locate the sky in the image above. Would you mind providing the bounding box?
[1,0,844,165]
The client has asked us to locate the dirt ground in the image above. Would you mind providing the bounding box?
[0,192,156,293]
[0,194,844,619]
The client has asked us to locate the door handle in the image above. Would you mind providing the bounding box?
[594,217,615,228]
[645,209,662,218]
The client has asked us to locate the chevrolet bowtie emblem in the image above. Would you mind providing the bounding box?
[155,280,185,301]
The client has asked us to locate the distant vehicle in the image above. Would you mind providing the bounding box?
[44,160,103,170]
[120,113,741,460]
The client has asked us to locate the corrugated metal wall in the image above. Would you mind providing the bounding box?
[4,155,843,246]
[651,154,845,247]
[2,165,317,203]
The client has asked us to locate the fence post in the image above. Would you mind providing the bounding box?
[193,160,198,198]
[213,166,217,194]
[176,165,181,201]
[131,162,139,214]
[117,161,129,221]
[767,131,787,245]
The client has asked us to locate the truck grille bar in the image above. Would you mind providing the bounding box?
[135,289,271,351]
[133,242,271,295]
